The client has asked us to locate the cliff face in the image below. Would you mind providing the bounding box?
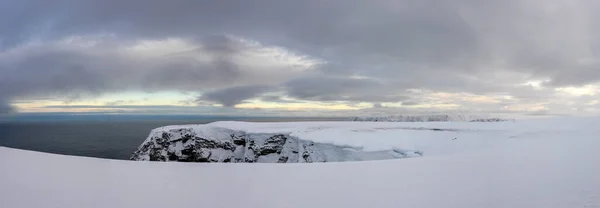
[131,126,420,163]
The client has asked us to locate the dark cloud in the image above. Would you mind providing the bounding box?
[260,95,305,104]
[285,76,377,100]
[401,101,419,106]
[2,0,600,115]
[103,100,135,106]
[260,95,284,102]
[0,99,14,114]
[0,34,303,109]
[142,35,245,90]
[284,76,408,102]
[199,85,271,107]
[142,58,241,91]
[43,105,182,109]
[0,50,108,96]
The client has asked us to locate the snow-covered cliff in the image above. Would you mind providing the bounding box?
[131,125,421,163]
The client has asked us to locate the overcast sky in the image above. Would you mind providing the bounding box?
[2,0,600,117]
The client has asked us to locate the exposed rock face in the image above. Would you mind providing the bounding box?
[131,126,420,163]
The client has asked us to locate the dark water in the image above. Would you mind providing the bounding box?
[0,115,344,160]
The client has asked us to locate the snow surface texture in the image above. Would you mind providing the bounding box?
[1,117,600,207]
[351,114,514,122]
[130,125,421,163]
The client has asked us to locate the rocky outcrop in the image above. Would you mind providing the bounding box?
[131,126,421,163]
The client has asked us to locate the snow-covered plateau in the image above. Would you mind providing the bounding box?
[130,124,423,163]
[1,117,600,207]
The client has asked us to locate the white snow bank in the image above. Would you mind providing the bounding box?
[1,118,600,207]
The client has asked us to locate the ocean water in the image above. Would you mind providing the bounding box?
[0,115,344,160]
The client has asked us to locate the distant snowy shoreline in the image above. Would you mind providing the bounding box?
[350,114,514,122]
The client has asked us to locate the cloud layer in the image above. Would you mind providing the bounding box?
[2,0,600,115]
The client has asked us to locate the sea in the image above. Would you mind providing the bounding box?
[0,115,345,160]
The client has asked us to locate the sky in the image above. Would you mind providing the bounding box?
[2,0,600,117]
